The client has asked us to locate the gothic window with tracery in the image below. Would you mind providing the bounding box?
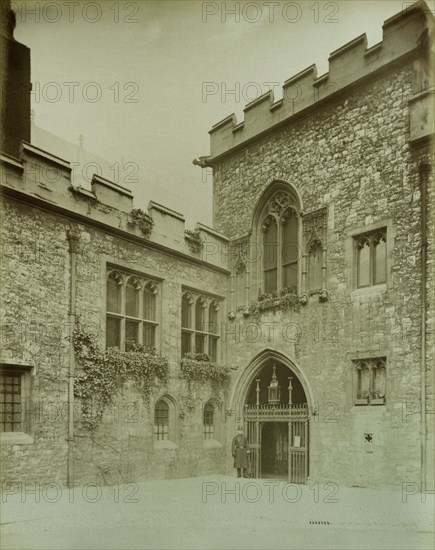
[181,292,221,361]
[353,358,386,405]
[261,190,299,294]
[106,268,160,350]
[354,229,387,288]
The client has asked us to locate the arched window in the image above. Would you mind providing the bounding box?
[154,399,169,441]
[353,358,386,405]
[203,402,214,439]
[354,229,387,288]
[257,186,300,295]
[105,268,160,351]
[181,292,221,361]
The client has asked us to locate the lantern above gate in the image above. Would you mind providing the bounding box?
[268,364,281,405]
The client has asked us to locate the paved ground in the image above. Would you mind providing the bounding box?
[1,475,434,549]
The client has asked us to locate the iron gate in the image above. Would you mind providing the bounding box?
[244,404,309,483]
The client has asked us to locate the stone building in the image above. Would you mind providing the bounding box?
[1,1,433,490]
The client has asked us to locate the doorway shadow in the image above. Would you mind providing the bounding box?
[261,422,288,479]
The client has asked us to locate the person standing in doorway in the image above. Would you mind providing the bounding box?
[232,425,249,478]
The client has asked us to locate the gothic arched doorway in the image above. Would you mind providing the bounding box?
[240,356,310,483]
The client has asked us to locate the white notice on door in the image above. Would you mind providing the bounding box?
[294,435,301,447]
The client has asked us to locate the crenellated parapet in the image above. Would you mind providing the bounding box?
[0,142,229,272]
[209,1,434,158]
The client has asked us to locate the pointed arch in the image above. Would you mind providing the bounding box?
[251,181,303,298]
[229,349,314,412]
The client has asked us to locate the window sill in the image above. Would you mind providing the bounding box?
[0,433,34,445]
[203,439,222,449]
[154,440,178,450]
[351,284,386,298]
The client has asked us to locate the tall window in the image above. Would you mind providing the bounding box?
[353,358,386,405]
[260,190,299,294]
[106,269,160,350]
[154,399,169,440]
[203,402,214,439]
[181,292,221,361]
[354,230,386,288]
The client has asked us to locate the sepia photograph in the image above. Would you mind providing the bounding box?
[0,0,434,548]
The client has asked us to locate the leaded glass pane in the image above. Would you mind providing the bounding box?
[357,241,370,287]
[144,287,156,321]
[143,324,155,348]
[374,238,386,284]
[182,295,192,328]
[106,316,121,348]
[107,275,121,313]
[126,280,139,317]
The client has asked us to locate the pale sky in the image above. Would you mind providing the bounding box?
[14,0,430,227]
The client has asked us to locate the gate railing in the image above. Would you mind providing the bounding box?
[244,403,309,483]
[244,403,309,421]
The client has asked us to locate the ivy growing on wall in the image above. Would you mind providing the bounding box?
[249,287,300,317]
[73,320,168,431]
[180,352,230,405]
[184,229,203,253]
[129,208,154,237]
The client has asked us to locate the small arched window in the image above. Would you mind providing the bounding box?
[154,399,169,441]
[354,229,386,288]
[203,402,214,439]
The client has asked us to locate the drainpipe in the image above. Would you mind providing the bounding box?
[418,162,429,490]
[67,229,80,487]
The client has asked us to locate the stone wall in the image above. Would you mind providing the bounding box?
[0,181,230,485]
[211,52,434,488]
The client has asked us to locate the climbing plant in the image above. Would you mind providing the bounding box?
[249,287,300,317]
[184,229,203,253]
[73,320,168,431]
[129,208,154,237]
[180,352,230,405]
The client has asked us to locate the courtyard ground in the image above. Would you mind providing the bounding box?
[1,475,434,549]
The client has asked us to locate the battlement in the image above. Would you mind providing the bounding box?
[0,143,229,272]
[209,1,433,158]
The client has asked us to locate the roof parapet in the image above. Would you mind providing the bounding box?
[209,1,432,158]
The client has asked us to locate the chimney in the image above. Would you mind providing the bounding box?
[0,0,31,158]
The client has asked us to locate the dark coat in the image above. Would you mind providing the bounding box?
[232,433,249,469]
